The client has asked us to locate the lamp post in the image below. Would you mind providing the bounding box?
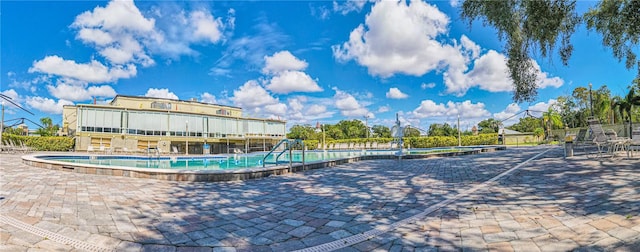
[457,114,461,147]
[185,120,189,155]
[1,101,4,147]
[316,122,326,150]
[364,115,369,139]
[589,83,594,118]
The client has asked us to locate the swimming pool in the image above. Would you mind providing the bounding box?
[22,146,506,182]
[38,147,468,170]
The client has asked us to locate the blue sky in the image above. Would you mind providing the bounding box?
[1,0,637,132]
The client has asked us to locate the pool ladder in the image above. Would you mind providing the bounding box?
[262,139,305,170]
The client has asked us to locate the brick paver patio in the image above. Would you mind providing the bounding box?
[1,146,639,251]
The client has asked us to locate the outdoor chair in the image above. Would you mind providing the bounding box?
[572,128,591,155]
[171,146,179,155]
[587,118,630,158]
[87,145,95,153]
[19,141,33,153]
[629,130,640,157]
[12,140,29,153]
[2,139,16,153]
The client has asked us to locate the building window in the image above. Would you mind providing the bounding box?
[216,109,230,116]
[151,101,172,110]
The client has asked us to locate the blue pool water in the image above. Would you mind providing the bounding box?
[41,147,470,170]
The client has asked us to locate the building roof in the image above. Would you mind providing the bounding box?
[110,94,241,110]
[499,128,523,135]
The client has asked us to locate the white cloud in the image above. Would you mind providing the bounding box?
[262,51,308,74]
[532,61,564,89]
[412,100,447,118]
[421,82,436,89]
[266,71,323,94]
[377,105,390,113]
[189,10,224,43]
[29,56,137,83]
[333,0,368,15]
[307,104,327,115]
[333,0,464,77]
[1,89,19,101]
[386,87,408,99]
[284,96,334,124]
[200,92,217,104]
[412,100,490,119]
[144,88,178,100]
[334,1,563,96]
[527,99,559,117]
[493,103,521,126]
[212,21,289,74]
[26,96,73,114]
[444,50,510,95]
[0,89,22,114]
[264,103,288,117]
[72,0,232,67]
[73,0,155,33]
[47,83,116,102]
[460,35,481,60]
[261,51,323,94]
[444,50,564,96]
[77,28,114,46]
[310,5,331,20]
[72,0,158,66]
[231,80,280,108]
[333,87,373,118]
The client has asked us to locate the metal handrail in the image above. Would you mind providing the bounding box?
[262,139,305,170]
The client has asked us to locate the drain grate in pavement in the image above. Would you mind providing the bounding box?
[0,215,111,252]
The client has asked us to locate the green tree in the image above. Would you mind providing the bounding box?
[36,117,58,136]
[404,127,421,137]
[613,89,640,137]
[371,125,391,138]
[286,125,315,140]
[542,107,563,140]
[592,85,613,123]
[477,118,500,133]
[508,116,540,132]
[533,127,545,142]
[4,127,25,135]
[461,0,640,102]
[427,123,457,136]
[585,0,640,71]
[326,125,344,140]
[335,120,367,139]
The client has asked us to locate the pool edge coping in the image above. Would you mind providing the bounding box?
[21,145,506,182]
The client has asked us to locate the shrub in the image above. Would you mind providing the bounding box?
[310,134,498,149]
[1,133,74,151]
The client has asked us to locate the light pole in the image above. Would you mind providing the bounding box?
[1,101,4,146]
[322,124,325,150]
[457,114,461,147]
[316,122,326,150]
[364,115,369,139]
[589,83,594,118]
[185,120,189,155]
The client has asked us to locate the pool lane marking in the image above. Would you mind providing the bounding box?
[295,148,553,252]
[0,215,111,252]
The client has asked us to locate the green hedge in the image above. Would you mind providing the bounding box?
[405,134,498,148]
[1,133,75,151]
[301,134,498,150]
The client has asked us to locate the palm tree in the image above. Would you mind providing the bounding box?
[542,107,563,140]
[613,89,640,138]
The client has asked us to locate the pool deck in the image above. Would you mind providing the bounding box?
[2,146,640,251]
